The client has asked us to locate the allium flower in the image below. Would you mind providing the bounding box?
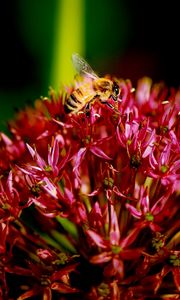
[148,143,180,189]
[0,75,179,299]
[125,186,172,231]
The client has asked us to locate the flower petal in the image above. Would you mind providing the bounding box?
[90,146,112,160]
[109,205,120,245]
[90,251,112,264]
[172,267,180,292]
[17,289,40,300]
[86,229,107,249]
[51,282,79,293]
[26,143,46,169]
[73,147,87,177]
[126,203,142,218]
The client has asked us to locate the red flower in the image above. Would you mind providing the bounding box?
[0,133,25,171]
[86,204,143,280]
[126,186,172,231]
[22,134,70,179]
[16,261,79,300]
[0,75,179,299]
[0,171,30,221]
[148,143,180,189]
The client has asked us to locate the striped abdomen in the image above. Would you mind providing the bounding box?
[64,94,81,114]
[64,86,94,114]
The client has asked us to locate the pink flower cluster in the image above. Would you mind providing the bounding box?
[0,76,179,299]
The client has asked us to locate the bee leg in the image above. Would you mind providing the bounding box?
[103,101,114,109]
[103,101,120,114]
[84,102,91,117]
[111,95,117,102]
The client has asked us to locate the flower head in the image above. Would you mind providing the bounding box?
[0,76,179,299]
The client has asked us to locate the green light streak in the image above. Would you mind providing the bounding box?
[50,0,84,89]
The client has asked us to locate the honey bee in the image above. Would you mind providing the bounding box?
[64,53,120,114]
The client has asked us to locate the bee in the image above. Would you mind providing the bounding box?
[64,53,120,114]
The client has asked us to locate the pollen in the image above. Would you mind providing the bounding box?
[82,135,91,145]
[152,232,166,251]
[161,165,169,173]
[53,253,68,265]
[111,245,122,254]
[145,212,154,222]
[97,283,110,297]
[130,154,142,169]
[103,177,114,188]
[169,255,180,267]
[44,165,52,172]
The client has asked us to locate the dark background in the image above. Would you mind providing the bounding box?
[0,0,180,131]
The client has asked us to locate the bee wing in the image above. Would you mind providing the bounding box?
[72,53,99,80]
